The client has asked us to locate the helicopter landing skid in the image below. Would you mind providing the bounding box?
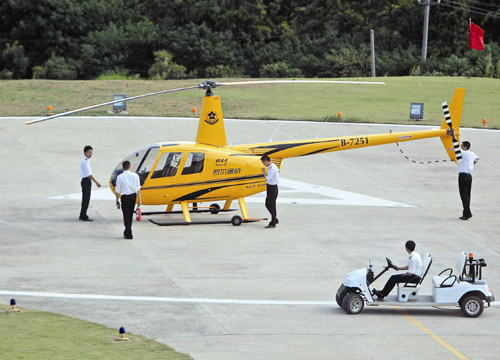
[140,209,237,216]
[148,217,265,227]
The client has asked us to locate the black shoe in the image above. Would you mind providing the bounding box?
[372,289,384,300]
[275,218,279,224]
[459,215,472,220]
[265,223,276,229]
[124,235,133,239]
[81,218,93,221]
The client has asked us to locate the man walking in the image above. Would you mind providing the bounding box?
[458,141,479,220]
[115,161,141,239]
[261,155,280,229]
[79,145,101,221]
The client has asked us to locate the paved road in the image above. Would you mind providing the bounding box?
[1,116,499,360]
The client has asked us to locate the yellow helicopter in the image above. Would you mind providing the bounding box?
[26,80,464,226]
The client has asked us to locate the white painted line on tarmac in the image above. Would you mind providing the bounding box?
[50,178,413,208]
[0,290,334,306]
[2,290,497,307]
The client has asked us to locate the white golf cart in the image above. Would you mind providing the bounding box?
[336,252,494,317]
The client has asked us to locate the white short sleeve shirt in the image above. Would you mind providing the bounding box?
[408,251,423,277]
[458,149,479,174]
[266,163,280,185]
[80,156,92,178]
[115,170,141,195]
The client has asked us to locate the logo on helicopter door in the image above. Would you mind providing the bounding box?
[205,111,219,125]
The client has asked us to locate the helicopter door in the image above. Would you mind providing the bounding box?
[181,152,205,175]
[151,152,183,179]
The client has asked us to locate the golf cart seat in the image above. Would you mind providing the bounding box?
[432,251,467,288]
[397,253,432,302]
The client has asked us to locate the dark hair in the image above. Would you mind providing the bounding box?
[84,145,93,153]
[260,155,271,162]
[122,160,131,169]
[405,240,416,252]
[462,141,471,150]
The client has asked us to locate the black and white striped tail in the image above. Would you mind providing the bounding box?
[442,101,462,163]
[442,102,453,129]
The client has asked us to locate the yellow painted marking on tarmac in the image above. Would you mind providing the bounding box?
[392,306,469,360]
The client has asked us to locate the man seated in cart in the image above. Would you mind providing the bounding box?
[372,240,423,300]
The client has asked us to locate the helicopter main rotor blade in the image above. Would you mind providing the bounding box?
[25,84,201,125]
[219,80,385,86]
[25,79,384,125]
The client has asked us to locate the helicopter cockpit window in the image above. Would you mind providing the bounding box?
[110,144,160,187]
[151,152,182,178]
[111,145,160,186]
[136,146,161,185]
[181,152,205,175]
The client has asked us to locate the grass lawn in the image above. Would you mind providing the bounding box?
[0,305,192,360]
[0,77,499,129]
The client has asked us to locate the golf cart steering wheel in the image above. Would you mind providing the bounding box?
[386,257,396,270]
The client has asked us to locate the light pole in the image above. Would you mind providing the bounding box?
[419,0,440,75]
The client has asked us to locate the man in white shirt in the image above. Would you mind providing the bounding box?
[458,141,479,220]
[372,240,422,300]
[115,161,141,239]
[79,145,101,221]
[261,155,280,228]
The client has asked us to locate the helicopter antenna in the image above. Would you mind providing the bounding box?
[315,117,330,139]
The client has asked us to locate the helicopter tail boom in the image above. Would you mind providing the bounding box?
[228,88,465,163]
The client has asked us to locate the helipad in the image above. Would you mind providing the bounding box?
[1,116,499,360]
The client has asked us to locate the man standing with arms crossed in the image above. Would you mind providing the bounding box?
[115,161,141,239]
[79,145,101,221]
[261,155,280,229]
[458,141,479,220]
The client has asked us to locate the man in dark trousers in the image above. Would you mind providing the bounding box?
[261,155,280,229]
[458,141,479,220]
[372,240,422,300]
[115,161,141,239]
[79,145,101,221]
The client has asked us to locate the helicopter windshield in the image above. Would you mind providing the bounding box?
[110,144,160,186]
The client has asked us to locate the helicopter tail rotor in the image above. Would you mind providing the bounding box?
[439,88,465,164]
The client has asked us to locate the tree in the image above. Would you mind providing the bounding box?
[148,50,186,79]
[1,41,29,78]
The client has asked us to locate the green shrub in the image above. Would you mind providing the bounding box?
[1,41,29,78]
[0,69,13,79]
[204,65,242,78]
[32,53,77,80]
[148,50,186,79]
[259,62,302,78]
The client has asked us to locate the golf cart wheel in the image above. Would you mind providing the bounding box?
[209,203,220,214]
[231,215,243,226]
[460,295,484,318]
[336,285,348,307]
[342,292,364,315]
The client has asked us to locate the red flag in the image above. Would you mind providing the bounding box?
[469,20,484,50]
